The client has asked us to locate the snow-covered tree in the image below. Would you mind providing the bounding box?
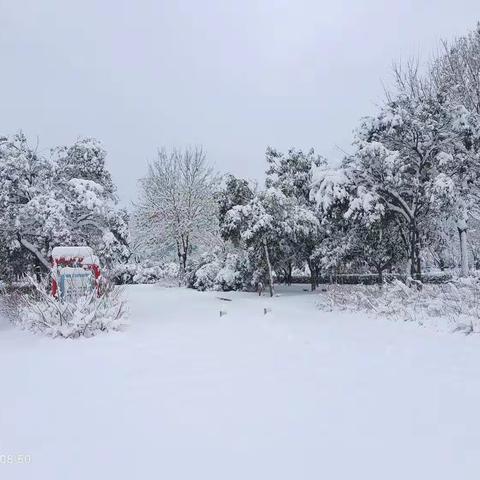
[0,133,53,276]
[217,174,254,245]
[52,138,130,267]
[428,106,480,276]
[135,147,219,277]
[223,188,318,295]
[310,161,385,262]
[430,26,480,275]
[265,147,323,201]
[432,23,480,115]
[311,59,480,280]
[265,147,325,288]
[345,68,472,277]
[0,133,129,280]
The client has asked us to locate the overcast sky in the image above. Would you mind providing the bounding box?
[1,0,478,204]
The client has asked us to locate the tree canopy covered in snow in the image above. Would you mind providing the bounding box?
[134,147,220,276]
[309,27,480,281]
[0,133,129,280]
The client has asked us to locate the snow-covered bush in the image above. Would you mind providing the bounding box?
[216,253,251,290]
[192,259,220,291]
[319,278,480,333]
[187,249,252,291]
[3,277,127,338]
[111,261,179,285]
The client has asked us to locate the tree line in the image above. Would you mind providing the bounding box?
[2,24,480,294]
[134,24,480,293]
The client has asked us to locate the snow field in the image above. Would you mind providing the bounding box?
[1,284,480,479]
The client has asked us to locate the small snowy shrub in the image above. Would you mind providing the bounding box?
[193,257,221,291]
[111,261,179,285]
[319,278,480,334]
[215,253,250,291]
[4,277,127,338]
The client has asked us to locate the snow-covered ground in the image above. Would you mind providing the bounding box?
[2,284,480,479]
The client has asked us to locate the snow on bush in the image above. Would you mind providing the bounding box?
[319,278,480,333]
[3,277,127,339]
[111,261,179,285]
[187,249,252,291]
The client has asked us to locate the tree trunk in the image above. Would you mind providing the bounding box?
[415,238,421,279]
[176,243,183,282]
[176,241,188,285]
[263,238,274,297]
[458,224,469,277]
[377,266,383,289]
[181,235,189,274]
[405,258,412,285]
[312,265,319,291]
[307,259,317,291]
[407,221,421,280]
[409,225,416,278]
[286,261,293,286]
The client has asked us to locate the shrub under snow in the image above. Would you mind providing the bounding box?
[111,261,179,285]
[319,278,480,334]
[3,278,127,339]
[187,250,252,291]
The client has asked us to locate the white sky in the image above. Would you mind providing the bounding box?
[1,0,478,205]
